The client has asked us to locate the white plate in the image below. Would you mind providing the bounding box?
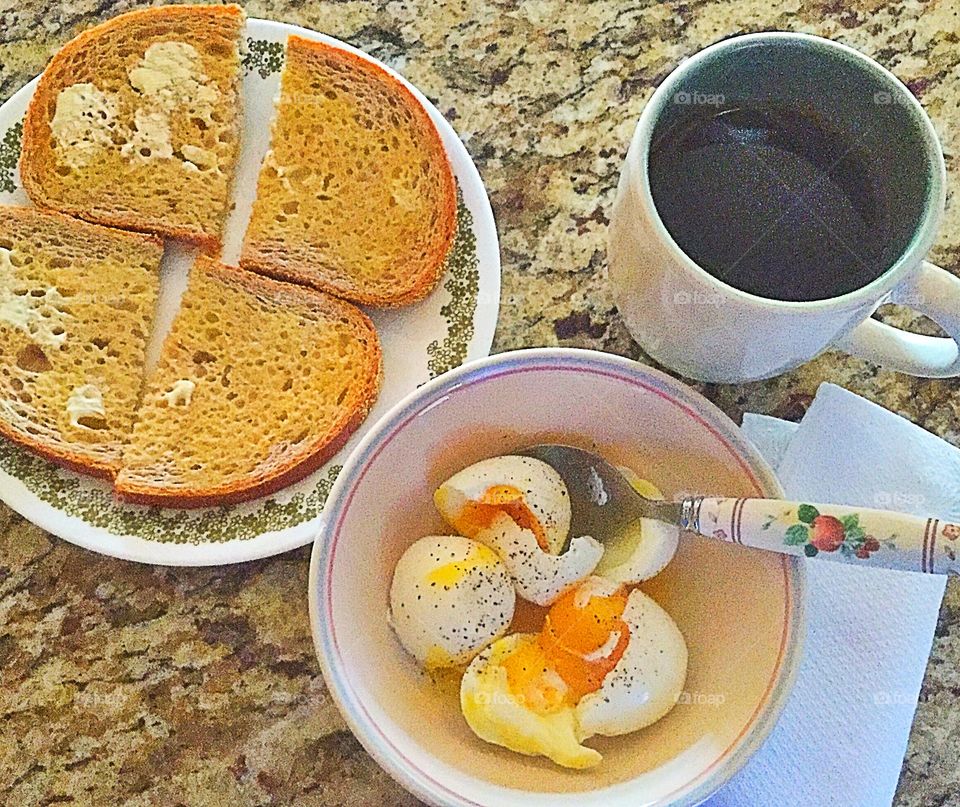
[0,19,500,565]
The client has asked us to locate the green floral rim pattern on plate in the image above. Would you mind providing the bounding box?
[0,41,481,544]
[242,38,285,80]
[428,194,478,378]
[0,119,21,193]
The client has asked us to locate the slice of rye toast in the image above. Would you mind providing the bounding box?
[0,205,162,478]
[240,35,457,307]
[20,5,244,251]
[114,256,383,507]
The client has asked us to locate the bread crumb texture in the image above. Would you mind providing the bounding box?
[21,5,244,246]
[116,256,382,504]
[241,36,457,306]
[0,206,162,476]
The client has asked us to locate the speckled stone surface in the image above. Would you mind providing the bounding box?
[2,1,960,804]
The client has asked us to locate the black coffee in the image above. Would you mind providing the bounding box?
[648,102,900,302]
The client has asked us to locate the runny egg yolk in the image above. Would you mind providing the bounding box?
[502,584,631,713]
[457,485,551,551]
[540,584,630,702]
[501,637,570,713]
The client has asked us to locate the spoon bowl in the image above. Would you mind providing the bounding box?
[520,443,683,548]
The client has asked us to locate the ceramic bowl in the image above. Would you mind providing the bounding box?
[309,348,805,806]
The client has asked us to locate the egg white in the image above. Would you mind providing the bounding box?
[388,535,516,668]
[477,513,602,606]
[593,467,679,585]
[460,583,689,768]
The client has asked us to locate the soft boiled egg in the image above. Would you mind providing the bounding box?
[460,633,603,770]
[389,535,516,669]
[592,467,679,585]
[435,456,601,605]
[460,576,688,768]
[574,582,688,738]
[434,455,572,554]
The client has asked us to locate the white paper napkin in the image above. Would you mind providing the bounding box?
[707,383,949,807]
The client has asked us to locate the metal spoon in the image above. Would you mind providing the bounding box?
[521,444,959,575]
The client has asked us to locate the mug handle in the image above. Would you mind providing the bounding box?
[834,261,960,377]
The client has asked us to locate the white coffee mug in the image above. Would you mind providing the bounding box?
[609,32,960,383]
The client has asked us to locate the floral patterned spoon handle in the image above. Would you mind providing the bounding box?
[521,444,959,575]
[680,497,959,573]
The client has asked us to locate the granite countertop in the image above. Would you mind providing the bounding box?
[2,0,959,804]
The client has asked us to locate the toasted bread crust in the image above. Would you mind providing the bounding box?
[240,248,449,309]
[20,4,244,251]
[113,258,383,507]
[0,422,118,479]
[0,205,163,478]
[240,35,458,307]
